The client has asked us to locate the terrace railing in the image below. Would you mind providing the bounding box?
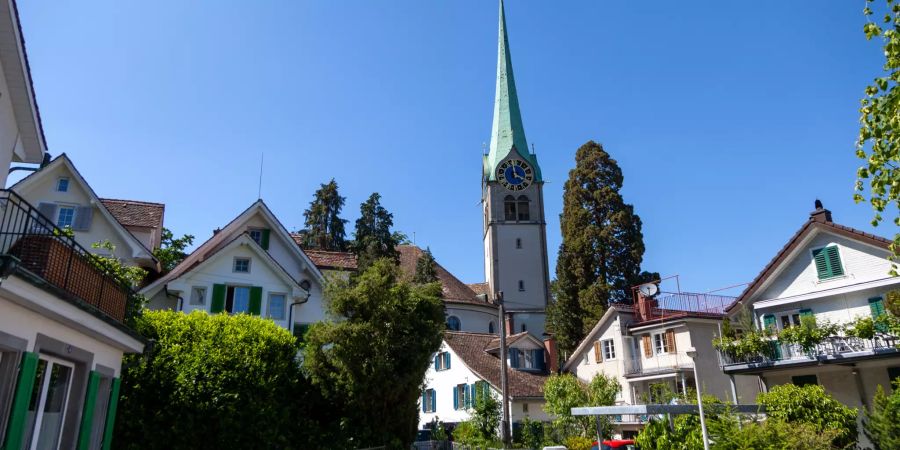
[718,332,900,367]
[624,351,695,376]
[0,189,135,323]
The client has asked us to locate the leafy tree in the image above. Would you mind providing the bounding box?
[469,384,501,442]
[352,193,401,269]
[547,141,651,353]
[758,383,858,449]
[152,228,195,272]
[116,310,332,450]
[303,259,445,449]
[413,247,438,284]
[856,1,900,270]
[709,414,839,450]
[864,381,900,450]
[302,179,348,251]
[543,373,620,439]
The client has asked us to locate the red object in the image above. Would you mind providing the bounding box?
[592,440,636,450]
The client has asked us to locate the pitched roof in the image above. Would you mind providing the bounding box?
[468,282,490,297]
[444,331,547,398]
[728,205,892,312]
[398,245,495,308]
[100,198,164,229]
[484,331,530,352]
[304,249,358,271]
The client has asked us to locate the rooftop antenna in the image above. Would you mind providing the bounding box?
[413,231,416,246]
[482,142,487,155]
[257,152,264,200]
[531,143,535,155]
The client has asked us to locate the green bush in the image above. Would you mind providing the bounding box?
[757,384,858,449]
[710,414,838,450]
[864,381,900,450]
[564,436,593,450]
[115,310,331,450]
[777,315,841,353]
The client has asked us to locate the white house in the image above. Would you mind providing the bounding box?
[11,154,161,273]
[420,331,552,433]
[563,293,758,438]
[141,200,327,338]
[0,1,145,448]
[719,201,900,445]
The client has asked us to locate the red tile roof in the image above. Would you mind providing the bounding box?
[100,198,164,229]
[398,245,495,307]
[468,282,490,297]
[444,331,547,398]
[304,249,358,270]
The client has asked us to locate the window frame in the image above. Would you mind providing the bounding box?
[778,310,802,331]
[447,316,461,331]
[423,388,436,413]
[55,178,69,193]
[225,285,251,314]
[455,384,466,410]
[518,280,525,291]
[248,229,263,245]
[602,339,616,360]
[189,286,207,306]
[516,195,530,221]
[652,332,670,355]
[267,292,287,320]
[56,206,75,229]
[811,245,844,281]
[233,257,251,273]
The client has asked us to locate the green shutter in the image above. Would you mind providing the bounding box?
[211,284,226,313]
[870,297,886,318]
[260,229,270,250]
[249,286,263,315]
[77,371,101,450]
[101,378,121,450]
[3,352,39,450]
[813,246,843,280]
[762,314,776,332]
[799,308,813,317]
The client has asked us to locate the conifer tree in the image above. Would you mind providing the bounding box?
[302,179,347,251]
[547,141,651,353]
[414,247,439,284]
[352,193,400,269]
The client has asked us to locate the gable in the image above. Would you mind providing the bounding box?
[10,155,156,266]
[563,308,628,372]
[752,229,893,303]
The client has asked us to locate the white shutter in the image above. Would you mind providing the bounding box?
[72,206,93,231]
[36,202,57,223]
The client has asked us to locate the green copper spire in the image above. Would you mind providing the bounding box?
[484,0,542,182]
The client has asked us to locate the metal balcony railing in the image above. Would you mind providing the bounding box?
[624,351,695,376]
[633,292,735,324]
[0,189,136,323]
[718,333,900,367]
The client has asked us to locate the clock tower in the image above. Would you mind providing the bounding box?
[482,0,551,338]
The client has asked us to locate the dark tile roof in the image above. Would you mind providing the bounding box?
[444,331,548,399]
[468,282,489,297]
[729,210,892,312]
[398,245,495,308]
[484,331,530,352]
[304,249,358,271]
[100,198,165,229]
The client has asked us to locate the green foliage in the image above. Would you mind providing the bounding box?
[302,179,348,251]
[467,385,501,443]
[413,246,438,284]
[844,316,877,339]
[352,192,401,270]
[564,436,594,450]
[547,141,651,353]
[427,418,449,442]
[514,417,548,450]
[713,308,777,361]
[115,310,330,450]
[91,240,149,287]
[864,381,900,450]
[152,227,195,272]
[303,259,445,448]
[777,315,841,353]
[543,373,620,438]
[709,414,839,450]
[634,413,705,450]
[856,0,900,271]
[757,383,858,449]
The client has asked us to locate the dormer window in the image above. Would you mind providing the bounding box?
[812,245,843,280]
[447,316,461,331]
[56,178,69,192]
[248,228,271,250]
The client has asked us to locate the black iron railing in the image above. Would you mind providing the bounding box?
[0,189,136,323]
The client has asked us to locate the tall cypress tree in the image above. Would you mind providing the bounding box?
[547,141,651,353]
[352,193,400,269]
[302,179,348,251]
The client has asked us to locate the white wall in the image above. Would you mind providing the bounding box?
[446,304,499,335]
[572,312,632,404]
[420,341,484,427]
[0,56,20,188]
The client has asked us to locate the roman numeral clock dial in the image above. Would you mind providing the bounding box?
[497,159,534,191]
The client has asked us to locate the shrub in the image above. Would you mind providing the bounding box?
[864,381,900,450]
[844,316,877,339]
[115,310,328,450]
[777,315,841,353]
[543,373,620,439]
[564,436,593,450]
[710,414,838,450]
[757,384,858,448]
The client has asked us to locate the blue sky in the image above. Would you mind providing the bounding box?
[12,1,889,295]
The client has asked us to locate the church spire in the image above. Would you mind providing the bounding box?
[484,0,541,182]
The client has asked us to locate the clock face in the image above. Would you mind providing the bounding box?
[497,159,534,191]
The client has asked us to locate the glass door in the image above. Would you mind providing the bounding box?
[24,356,74,450]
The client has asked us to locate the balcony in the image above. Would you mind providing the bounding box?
[624,351,695,377]
[0,190,136,323]
[718,333,900,373]
[630,292,735,325]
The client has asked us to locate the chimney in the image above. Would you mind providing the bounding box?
[543,335,559,373]
[636,291,655,322]
[810,199,832,223]
[505,313,515,336]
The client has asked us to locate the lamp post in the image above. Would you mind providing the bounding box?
[685,347,710,450]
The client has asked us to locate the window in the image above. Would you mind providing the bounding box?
[780,312,801,330]
[516,238,522,249]
[653,332,670,355]
[602,339,616,360]
[422,389,436,413]
[25,356,75,449]
[447,316,461,331]
[56,207,75,229]
[792,374,818,387]
[189,286,207,305]
[521,323,527,333]
[518,280,525,291]
[249,229,263,244]
[812,246,844,280]
[523,348,535,369]
[293,323,311,342]
[489,321,496,334]
[248,228,270,249]
[233,257,251,273]
[56,178,69,192]
[456,384,467,410]
[434,352,451,371]
[226,286,251,313]
[887,367,900,385]
[504,196,517,221]
[523,402,529,413]
[516,195,530,221]
[268,293,286,320]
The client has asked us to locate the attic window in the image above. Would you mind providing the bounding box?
[233,257,251,273]
[812,246,843,280]
[56,178,69,192]
[248,228,271,250]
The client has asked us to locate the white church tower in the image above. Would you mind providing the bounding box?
[482,0,551,338]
